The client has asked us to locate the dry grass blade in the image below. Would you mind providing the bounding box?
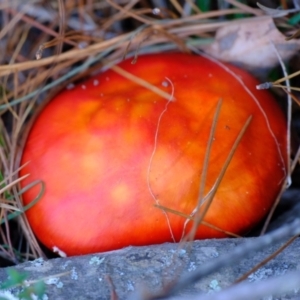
[226,0,263,15]
[0,32,131,76]
[0,174,28,197]
[260,138,300,235]
[256,42,296,235]
[154,104,252,242]
[234,235,297,284]
[256,2,299,17]
[153,203,241,238]
[186,115,252,240]
[184,100,223,240]
[106,0,153,25]
[111,65,175,101]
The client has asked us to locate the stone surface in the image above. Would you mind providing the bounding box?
[0,238,300,299]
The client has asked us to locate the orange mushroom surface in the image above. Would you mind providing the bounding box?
[20,53,287,256]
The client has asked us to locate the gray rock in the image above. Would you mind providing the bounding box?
[0,238,300,300]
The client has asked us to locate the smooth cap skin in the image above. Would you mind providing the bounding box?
[20,53,287,256]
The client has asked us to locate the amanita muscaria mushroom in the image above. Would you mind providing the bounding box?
[20,53,287,256]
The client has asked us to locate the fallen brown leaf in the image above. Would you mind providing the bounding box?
[204,16,300,74]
